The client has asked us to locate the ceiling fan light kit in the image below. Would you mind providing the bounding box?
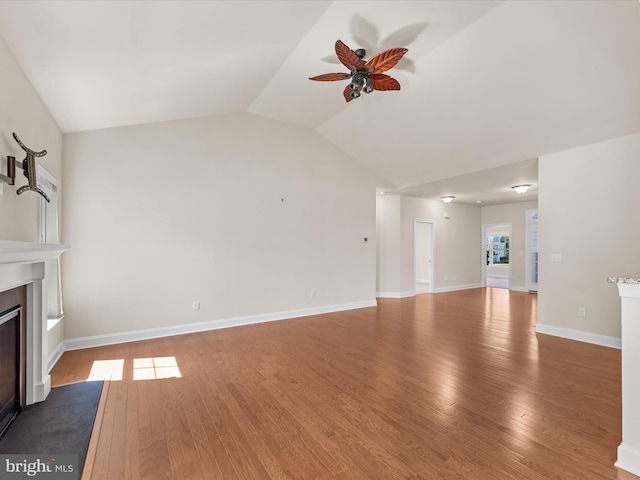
[309,40,408,102]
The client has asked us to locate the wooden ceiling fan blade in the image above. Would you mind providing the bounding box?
[335,40,361,71]
[343,85,355,102]
[309,73,351,81]
[364,48,408,74]
[368,74,401,91]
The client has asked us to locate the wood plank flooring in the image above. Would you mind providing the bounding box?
[51,288,639,479]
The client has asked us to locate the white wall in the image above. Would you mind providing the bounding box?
[402,196,481,293]
[62,113,378,341]
[481,201,537,291]
[0,36,62,242]
[538,133,640,344]
[0,35,63,365]
[376,195,402,295]
[376,195,481,296]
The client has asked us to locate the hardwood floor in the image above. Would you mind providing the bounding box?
[51,288,639,479]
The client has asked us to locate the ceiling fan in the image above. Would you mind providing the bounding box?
[309,40,408,102]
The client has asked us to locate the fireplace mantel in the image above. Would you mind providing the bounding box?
[0,240,69,404]
[0,240,69,266]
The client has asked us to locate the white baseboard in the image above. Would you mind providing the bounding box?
[616,443,640,477]
[434,283,482,293]
[64,299,377,351]
[536,323,621,349]
[509,285,529,292]
[376,291,416,298]
[378,283,484,297]
[47,340,65,372]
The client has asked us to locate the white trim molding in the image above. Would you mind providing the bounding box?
[376,291,416,299]
[535,323,621,349]
[509,285,530,293]
[47,340,64,373]
[378,283,484,297]
[616,443,640,477]
[0,240,69,266]
[618,283,640,299]
[612,281,640,477]
[434,283,483,294]
[64,299,377,351]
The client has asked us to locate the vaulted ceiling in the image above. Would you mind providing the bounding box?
[0,1,638,205]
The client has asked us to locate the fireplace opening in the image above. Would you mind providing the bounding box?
[0,286,26,438]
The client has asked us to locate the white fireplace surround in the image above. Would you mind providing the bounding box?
[0,240,69,405]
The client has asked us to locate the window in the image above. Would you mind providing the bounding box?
[486,235,509,266]
[37,166,63,320]
[526,209,539,291]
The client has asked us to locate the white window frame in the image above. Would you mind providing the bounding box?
[36,166,63,320]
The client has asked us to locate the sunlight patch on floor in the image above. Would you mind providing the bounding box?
[86,356,182,381]
[133,356,182,381]
[87,359,124,381]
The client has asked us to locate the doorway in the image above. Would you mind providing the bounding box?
[483,223,511,289]
[525,209,538,292]
[414,220,434,293]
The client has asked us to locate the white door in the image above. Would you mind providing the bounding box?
[414,220,434,293]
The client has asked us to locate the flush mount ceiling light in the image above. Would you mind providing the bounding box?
[309,40,408,102]
[512,184,532,194]
[441,196,455,204]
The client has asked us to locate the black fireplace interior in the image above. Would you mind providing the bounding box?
[0,286,26,438]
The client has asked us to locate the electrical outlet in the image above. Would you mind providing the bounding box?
[310,290,316,299]
[578,307,586,317]
[193,301,200,311]
[551,253,562,262]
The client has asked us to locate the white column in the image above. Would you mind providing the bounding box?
[26,262,50,404]
[613,281,640,476]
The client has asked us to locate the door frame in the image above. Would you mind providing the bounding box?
[413,219,435,294]
[525,209,539,292]
[482,223,512,288]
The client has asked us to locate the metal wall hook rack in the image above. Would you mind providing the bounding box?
[0,132,50,203]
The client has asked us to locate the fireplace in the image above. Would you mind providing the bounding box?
[0,286,26,436]
[0,240,69,408]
